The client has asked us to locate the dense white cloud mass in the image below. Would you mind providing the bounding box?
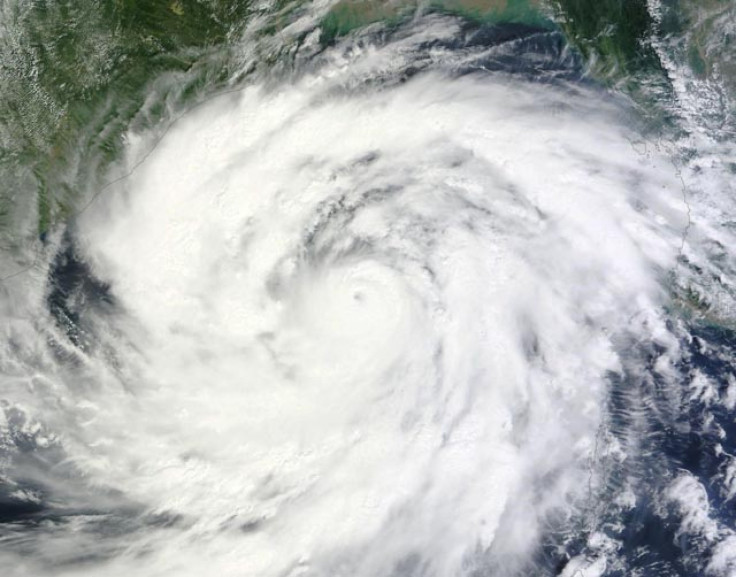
[0,17,695,577]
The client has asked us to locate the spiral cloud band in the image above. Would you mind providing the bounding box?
[1,17,691,577]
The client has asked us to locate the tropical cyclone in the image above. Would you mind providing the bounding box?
[1,15,691,577]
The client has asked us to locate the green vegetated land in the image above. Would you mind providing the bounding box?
[550,0,661,78]
[0,0,731,241]
[0,0,254,241]
[668,0,735,102]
